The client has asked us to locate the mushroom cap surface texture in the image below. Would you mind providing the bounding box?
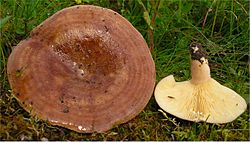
[7,5,155,133]
[155,75,247,123]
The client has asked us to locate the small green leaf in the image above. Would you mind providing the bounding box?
[143,11,153,30]
[137,0,153,29]
[75,0,93,4]
[16,28,25,35]
[0,16,11,29]
[137,0,144,8]
[182,3,193,14]
[75,0,82,4]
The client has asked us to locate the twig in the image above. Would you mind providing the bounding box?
[202,8,212,33]
[149,0,160,53]
[202,0,217,33]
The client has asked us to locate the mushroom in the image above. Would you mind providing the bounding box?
[154,42,247,123]
[7,5,155,132]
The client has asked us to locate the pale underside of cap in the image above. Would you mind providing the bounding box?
[155,75,247,123]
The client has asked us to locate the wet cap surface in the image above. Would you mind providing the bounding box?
[7,5,155,133]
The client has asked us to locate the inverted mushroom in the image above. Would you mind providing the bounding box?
[7,5,155,133]
[154,42,247,123]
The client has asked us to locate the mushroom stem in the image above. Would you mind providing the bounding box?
[155,41,247,123]
[189,42,211,85]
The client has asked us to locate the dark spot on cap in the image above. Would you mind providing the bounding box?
[76,6,79,9]
[62,106,69,113]
[16,68,24,77]
[104,26,109,32]
[32,32,39,36]
[114,13,117,15]
[59,95,65,103]
[78,66,82,69]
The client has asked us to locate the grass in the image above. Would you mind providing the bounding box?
[0,0,249,140]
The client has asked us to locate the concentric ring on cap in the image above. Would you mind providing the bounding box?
[7,5,155,133]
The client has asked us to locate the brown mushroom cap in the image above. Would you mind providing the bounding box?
[7,5,155,133]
